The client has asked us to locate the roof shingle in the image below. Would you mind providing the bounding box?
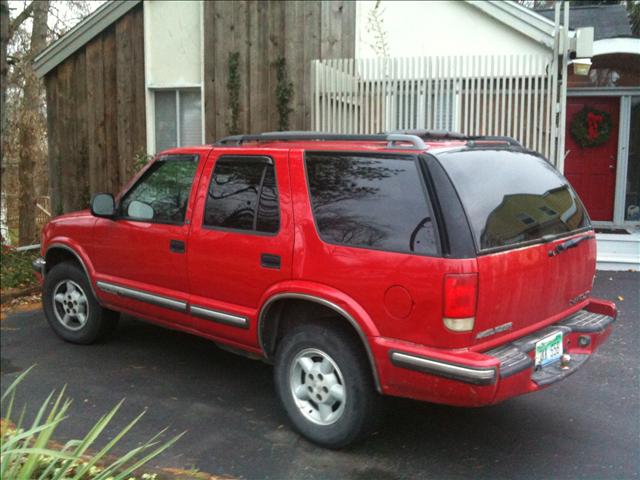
[536,4,633,40]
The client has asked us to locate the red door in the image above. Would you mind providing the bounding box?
[186,148,294,347]
[564,96,619,221]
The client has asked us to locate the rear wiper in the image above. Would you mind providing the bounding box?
[548,234,595,257]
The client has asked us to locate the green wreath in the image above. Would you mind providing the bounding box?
[570,106,612,148]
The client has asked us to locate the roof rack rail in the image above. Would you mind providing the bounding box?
[385,130,522,148]
[215,132,427,150]
[466,136,523,148]
[384,129,467,140]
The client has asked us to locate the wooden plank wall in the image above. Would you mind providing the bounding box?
[45,5,145,214]
[203,1,356,142]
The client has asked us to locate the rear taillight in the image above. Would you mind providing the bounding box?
[443,273,478,332]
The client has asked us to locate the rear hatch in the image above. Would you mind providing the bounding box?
[436,148,596,346]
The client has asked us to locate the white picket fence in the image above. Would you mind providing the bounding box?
[311,54,561,163]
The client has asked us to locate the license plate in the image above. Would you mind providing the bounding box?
[534,331,563,367]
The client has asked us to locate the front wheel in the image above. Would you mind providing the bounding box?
[43,262,119,344]
[274,323,381,448]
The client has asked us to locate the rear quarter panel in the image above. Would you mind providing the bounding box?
[288,149,478,349]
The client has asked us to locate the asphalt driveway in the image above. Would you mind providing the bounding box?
[1,271,638,480]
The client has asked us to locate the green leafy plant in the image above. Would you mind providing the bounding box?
[1,245,39,290]
[274,57,294,131]
[227,51,241,135]
[1,366,184,479]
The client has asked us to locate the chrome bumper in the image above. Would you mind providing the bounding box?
[389,351,497,385]
[32,257,46,275]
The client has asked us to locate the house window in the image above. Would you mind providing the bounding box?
[154,89,202,152]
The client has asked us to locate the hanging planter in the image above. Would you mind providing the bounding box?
[570,106,612,148]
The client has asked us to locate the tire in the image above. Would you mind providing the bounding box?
[274,322,381,448]
[43,262,119,344]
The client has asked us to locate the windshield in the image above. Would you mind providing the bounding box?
[436,149,590,252]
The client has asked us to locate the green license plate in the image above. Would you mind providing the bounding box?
[534,331,563,367]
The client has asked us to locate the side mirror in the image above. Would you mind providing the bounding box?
[127,200,154,220]
[91,193,116,218]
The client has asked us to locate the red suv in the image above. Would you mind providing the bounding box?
[34,132,616,448]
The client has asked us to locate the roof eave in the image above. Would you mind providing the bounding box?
[34,0,142,78]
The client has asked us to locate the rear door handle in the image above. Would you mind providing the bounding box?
[261,253,281,270]
[170,239,186,254]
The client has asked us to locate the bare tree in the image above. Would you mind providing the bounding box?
[1,0,35,191]
[1,1,8,147]
[2,1,97,245]
[15,1,49,245]
[366,1,390,58]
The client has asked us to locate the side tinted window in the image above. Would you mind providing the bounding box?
[203,157,280,233]
[305,153,438,255]
[119,155,198,224]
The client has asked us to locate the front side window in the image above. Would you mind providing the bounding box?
[203,157,280,233]
[119,155,199,224]
[154,89,202,152]
[305,153,439,255]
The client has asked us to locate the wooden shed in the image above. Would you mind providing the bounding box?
[34,0,355,214]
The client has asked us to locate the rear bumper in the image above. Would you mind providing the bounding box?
[373,298,617,407]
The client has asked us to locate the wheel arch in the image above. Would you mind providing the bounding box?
[45,242,98,298]
[258,292,382,392]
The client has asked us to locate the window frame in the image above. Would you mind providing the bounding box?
[152,88,203,153]
[303,151,443,257]
[201,155,281,237]
[116,154,200,226]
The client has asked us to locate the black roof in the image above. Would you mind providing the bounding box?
[536,3,632,40]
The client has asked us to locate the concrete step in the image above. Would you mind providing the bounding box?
[596,232,640,272]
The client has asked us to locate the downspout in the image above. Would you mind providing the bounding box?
[556,2,570,174]
[549,2,560,167]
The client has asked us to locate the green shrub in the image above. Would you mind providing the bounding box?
[1,366,184,479]
[1,246,39,290]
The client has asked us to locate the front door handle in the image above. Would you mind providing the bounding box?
[261,253,281,269]
[170,239,186,254]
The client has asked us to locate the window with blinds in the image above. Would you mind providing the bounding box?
[154,89,202,152]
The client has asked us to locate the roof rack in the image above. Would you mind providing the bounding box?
[385,130,523,148]
[215,132,427,150]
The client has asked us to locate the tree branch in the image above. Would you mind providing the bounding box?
[8,1,34,38]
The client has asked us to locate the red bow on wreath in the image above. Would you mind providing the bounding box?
[586,112,603,140]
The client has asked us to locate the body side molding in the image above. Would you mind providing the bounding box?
[96,281,187,312]
[190,305,249,328]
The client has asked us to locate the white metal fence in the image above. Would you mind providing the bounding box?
[311,55,561,163]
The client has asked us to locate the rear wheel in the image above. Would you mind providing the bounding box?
[274,322,380,448]
[43,262,119,344]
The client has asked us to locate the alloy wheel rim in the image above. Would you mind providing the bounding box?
[52,280,89,331]
[289,348,346,426]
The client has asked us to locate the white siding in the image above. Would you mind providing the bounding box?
[356,1,551,58]
[144,1,202,87]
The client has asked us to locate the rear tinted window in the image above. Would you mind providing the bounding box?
[438,149,589,251]
[305,153,438,255]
